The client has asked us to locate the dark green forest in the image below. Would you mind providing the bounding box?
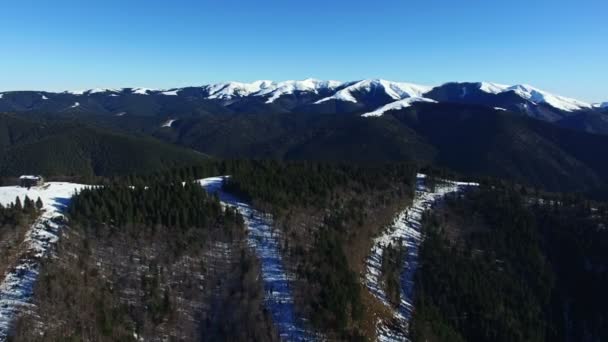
[224,160,418,339]
[410,183,608,342]
[3,159,608,341]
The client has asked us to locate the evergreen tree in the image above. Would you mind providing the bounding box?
[35,197,43,210]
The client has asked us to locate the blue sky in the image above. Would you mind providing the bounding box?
[1,0,606,102]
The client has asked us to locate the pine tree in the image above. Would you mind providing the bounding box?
[36,197,43,210]
[14,196,22,211]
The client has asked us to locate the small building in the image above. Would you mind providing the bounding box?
[19,175,44,188]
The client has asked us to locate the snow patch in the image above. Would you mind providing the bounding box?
[161,89,179,96]
[494,107,507,111]
[362,97,437,117]
[131,87,155,95]
[69,102,80,108]
[161,119,176,128]
[315,79,432,104]
[592,102,608,109]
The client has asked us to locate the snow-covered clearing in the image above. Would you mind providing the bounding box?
[0,182,88,340]
[161,119,176,128]
[199,177,318,341]
[365,174,477,341]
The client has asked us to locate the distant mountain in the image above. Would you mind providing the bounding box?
[0,113,207,177]
[0,80,602,135]
[3,79,608,193]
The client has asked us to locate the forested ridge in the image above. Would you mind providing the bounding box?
[3,160,608,341]
[224,160,419,339]
[11,172,278,341]
[411,182,608,342]
[0,113,207,178]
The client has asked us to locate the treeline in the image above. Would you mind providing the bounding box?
[410,182,608,342]
[224,160,417,212]
[69,181,242,236]
[0,195,42,226]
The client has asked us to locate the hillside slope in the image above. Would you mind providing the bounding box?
[150,104,608,193]
[0,114,207,177]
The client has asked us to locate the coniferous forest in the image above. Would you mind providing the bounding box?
[10,172,277,341]
[410,183,608,342]
[1,160,607,341]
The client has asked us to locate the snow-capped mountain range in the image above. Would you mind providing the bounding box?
[56,79,595,111]
[0,79,604,122]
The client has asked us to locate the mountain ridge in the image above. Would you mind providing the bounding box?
[0,79,596,111]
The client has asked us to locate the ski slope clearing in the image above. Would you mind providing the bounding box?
[199,177,318,342]
[365,174,477,341]
[0,182,88,340]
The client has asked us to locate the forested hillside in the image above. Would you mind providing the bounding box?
[411,182,608,342]
[0,161,606,341]
[145,104,608,195]
[0,114,206,177]
[5,100,608,197]
[224,161,419,339]
[10,175,278,341]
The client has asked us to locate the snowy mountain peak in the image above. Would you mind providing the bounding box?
[204,80,275,100]
[478,82,510,94]
[473,82,592,112]
[258,79,343,103]
[315,79,432,104]
[13,80,598,114]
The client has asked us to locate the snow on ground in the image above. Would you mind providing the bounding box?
[365,174,477,341]
[40,94,48,100]
[199,177,318,341]
[115,112,127,117]
[0,182,88,340]
[362,97,437,117]
[69,102,80,108]
[161,89,179,96]
[161,119,176,128]
[494,107,507,111]
[0,94,3,99]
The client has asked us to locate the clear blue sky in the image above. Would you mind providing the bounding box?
[1,0,606,102]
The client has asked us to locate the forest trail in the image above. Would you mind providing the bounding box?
[200,176,318,341]
[0,182,87,340]
[365,174,477,341]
